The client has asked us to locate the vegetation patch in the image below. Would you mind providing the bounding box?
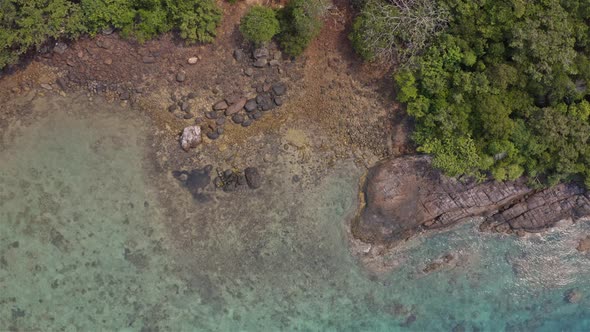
[240,6,280,45]
[353,0,590,187]
[0,0,222,70]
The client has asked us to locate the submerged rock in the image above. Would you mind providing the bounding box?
[173,166,212,201]
[353,156,590,247]
[564,289,583,304]
[244,167,262,189]
[180,125,201,151]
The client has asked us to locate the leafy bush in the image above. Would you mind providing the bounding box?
[386,0,590,186]
[0,0,85,69]
[165,0,222,44]
[240,6,280,45]
[277,0,329,56]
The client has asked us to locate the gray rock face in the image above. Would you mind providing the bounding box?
[352,156,590,247]
[180,126,201,151]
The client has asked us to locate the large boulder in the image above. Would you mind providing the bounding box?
[352,156,590,247]
[180,126,201,151]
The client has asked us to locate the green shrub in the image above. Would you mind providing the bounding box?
[277,0,328,56]
[240,6,280,45]
[389,0,590,187]
[166,0,222,44]
[0,0,85,69]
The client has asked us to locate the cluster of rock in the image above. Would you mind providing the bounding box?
[352,156,590,247]
[173,165,263,199]
[168,92,200,121]
[177,46,288,151]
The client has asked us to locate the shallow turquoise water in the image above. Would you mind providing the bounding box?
[1,96,590,331]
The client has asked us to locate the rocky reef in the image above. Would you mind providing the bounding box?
[352,155,590,247]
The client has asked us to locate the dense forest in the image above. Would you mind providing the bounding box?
[352,0,590,188]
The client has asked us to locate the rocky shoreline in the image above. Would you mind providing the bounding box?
[352,155,590,248]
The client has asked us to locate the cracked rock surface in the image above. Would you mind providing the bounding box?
[353,155,590,246]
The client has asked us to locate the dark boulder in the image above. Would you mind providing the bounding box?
[244,167,262,189]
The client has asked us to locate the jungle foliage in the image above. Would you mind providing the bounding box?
[0,0,222,70]
[353,0,590,187]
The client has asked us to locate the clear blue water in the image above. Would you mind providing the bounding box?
[1,95,590,331]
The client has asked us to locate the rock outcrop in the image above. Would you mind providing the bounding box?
[352,156,590,247]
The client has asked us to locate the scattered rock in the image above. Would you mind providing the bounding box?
[274,96,283,106]
[102,26,114,35]
[225,97,248,116]
[257,94,273,111]
[180,126,202,151]
[96,39,111,49]
[253,59,267,68]
[142,56,156,64]
[181,101,190,112]
[216,127,224,135]
[272,82,287,96]
[176,72,186,82]
[244,99,258,112]
[234,49,245,61]
[187,92,197,99]
[214,176,224,188]
[242,118,252,127]
[565,289,583,304]
[206,111,219,119]
[269,60,280,66]
[207,131,220,140]
[119,91,130,100]
[213,100,228,110]
[252,111,262,120]
[173,167,212,200]
[40,83,52,90]
[225,95,242,105]
[577,236,590,252]
[104,58,112,65]
[184,113,194,120]
[53,42,68,54]
[168,104,178,112]
[231,113,244,124]
[56,77,68,90]
[244,167,262,189]
[187,57,199,65]
[244,68,254,77]
[216,117,226,126]
[253,48,269,59]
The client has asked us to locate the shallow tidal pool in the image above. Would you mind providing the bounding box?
[1,95,590,331]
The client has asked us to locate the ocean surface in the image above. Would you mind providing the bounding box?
[1,95,590,331]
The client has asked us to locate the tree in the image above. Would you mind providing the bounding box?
[350,0,449,63]
[277,0,329,56]
[240,6,280,45]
